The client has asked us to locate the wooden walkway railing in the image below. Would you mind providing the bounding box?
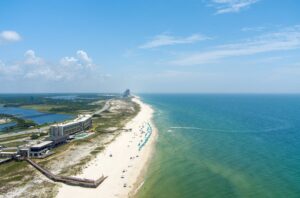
[26,158,107,188]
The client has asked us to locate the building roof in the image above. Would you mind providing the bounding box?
[20,147,29,151]
[31,141,53,149]
[51,114,92,128]
[0,151,17,154]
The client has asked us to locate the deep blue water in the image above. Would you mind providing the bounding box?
[0,107,73,131]
[137,94,300,198]
[0,122,16,130]
[47,95,78,100]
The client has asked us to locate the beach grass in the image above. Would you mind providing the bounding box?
[0,133,32,143]
[0,161,35,194]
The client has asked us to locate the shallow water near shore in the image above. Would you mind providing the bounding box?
[136,94,300,198]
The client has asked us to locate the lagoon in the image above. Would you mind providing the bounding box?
[0,106,73,132]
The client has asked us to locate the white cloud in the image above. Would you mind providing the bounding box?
[24,67,64,81]
[60,56,78,66]
[60,50,94,68]
[0,61,21,77]
[210,0,260,14]
[77,50,92,63]
[0,49,99,81]
[0,30,21,43]
[139,33,210,49]
[170,25,300,66]
[24,50,45,65]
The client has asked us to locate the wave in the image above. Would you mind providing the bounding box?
[169,125,291,134]
[134,181,145,195]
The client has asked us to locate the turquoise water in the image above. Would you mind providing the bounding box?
[74,132,92,140]
[137,94,300,198]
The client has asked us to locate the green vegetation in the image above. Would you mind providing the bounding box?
[60,155,93,176]
[1,141,25,147]
[0,161,35,194]
[0,97,140,196]
[35,99,140,177]
[0,94,115,133]
[0,93,114,114]
[0,113,36,132]
[22,102,99,114]
[0,160,58,197]
[22,102,101,114]
[93,101,140,133]
[21,104,66,112]
[31,132,48,139]
[0,133,31,142]
[0,133,32,148]
[30,133,39,140]
[90,146,105,156]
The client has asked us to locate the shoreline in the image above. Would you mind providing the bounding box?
[129,116,158,198]
[56,97,157,198]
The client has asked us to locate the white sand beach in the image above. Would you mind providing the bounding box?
[56,97,157,198]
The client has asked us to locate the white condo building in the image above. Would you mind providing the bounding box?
[50,114,92,144]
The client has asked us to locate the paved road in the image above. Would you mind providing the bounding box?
[93,99,111,115]
[0,126,49,139]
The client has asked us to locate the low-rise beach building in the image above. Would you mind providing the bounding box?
[17,141,53,158]
[29,141,53,157]
[50,114,92,144]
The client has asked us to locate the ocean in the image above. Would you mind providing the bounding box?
[136,94,300,198]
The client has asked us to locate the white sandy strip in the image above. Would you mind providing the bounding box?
[56,97,157,198]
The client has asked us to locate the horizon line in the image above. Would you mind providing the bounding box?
[0,92,300,95]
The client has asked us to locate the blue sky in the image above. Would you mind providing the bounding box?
[0,0,300,93]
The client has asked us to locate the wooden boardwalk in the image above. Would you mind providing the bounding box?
[26,158,107,188]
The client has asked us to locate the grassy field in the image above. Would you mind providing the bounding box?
[0,133,32,143]
[0,161,35,195]
[21,103,100,114]
[0,132,35,149]
[1,141,26,147]
[21,104,67,112]
[0,160,58,197]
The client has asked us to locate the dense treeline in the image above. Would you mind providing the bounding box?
[0,94,117,114]
[0,94,114,106]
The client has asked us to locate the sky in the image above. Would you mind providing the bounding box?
[0,0,300,93]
